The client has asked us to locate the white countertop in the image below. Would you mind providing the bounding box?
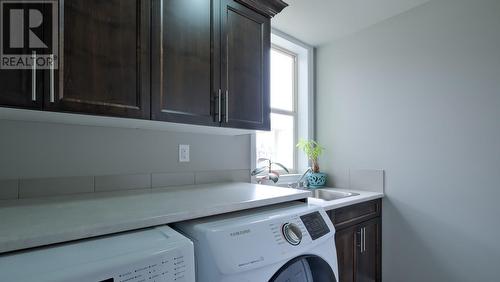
[0,182,311,254]
[307,187,384,211]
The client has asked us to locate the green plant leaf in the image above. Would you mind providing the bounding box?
[271,162,289,174]
[296,139,324,162]
[251,166,267,176]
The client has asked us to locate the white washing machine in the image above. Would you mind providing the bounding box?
[174,201,339,282]
[0,226,195,282]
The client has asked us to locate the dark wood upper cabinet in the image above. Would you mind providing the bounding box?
[0,0,288,130]
[44,0,150,119]
[0,68,43,110]
[0,1,47,110]
[152,0,282,130]
[235,0,288,18]
[220,0,270,130]
[151,0,218,126]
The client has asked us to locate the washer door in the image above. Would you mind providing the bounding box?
[269,255,337,282]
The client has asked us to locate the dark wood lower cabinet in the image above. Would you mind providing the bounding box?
[356,218,381,282]
[329,199,382,282]
[336,224,358,282]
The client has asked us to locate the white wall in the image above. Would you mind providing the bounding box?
[316,0,500,281]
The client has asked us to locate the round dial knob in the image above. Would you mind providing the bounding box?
[282,223,302,246]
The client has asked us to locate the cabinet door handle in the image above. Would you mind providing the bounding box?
[225,90,229,123]
[363,227,367,253]
[49,54,55,103]
[218,89,222,122]
[357,229,362,253]
[361,227,365,253]
[31,51,37,101]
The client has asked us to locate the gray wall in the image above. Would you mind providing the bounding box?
[316,0,500,281]
[0,119,250,180]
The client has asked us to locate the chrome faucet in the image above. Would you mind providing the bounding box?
[288,168,311,189]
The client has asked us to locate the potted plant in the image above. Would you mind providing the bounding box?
[251,158,289,184]
[296,139,327,188]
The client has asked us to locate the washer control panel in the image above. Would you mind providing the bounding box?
[268,210,330,247]
[269,215,308,246]
[282,222,303,245]
[100,252,189,282]
[300,211,331,240]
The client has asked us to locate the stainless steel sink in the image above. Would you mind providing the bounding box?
[311,189,360,201]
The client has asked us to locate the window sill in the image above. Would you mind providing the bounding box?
[275,174,302,184]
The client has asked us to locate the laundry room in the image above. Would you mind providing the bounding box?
[1,0,499,281]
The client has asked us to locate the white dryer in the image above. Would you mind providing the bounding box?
[0,226,195,282]
[174,201,338,282]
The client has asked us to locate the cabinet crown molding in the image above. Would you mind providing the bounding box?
[235,0,288,17]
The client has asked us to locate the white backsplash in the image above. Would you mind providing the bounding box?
[0,170,251,200]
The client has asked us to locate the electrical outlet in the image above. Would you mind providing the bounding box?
[179,144,190,162]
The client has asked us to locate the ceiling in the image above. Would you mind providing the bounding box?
[271,0,431,46]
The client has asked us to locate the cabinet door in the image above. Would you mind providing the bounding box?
[335,218,382,282]
[220,0,270,130]
[335,225,359,282]
[0,1,46,109]
[0,65,43,110]
[151,0,218,126]
[357,218,382,282]
[44,0,150,119]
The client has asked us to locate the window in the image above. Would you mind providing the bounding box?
[253,30,314,177]
[256,46,298,171]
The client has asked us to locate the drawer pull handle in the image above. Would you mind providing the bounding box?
[32,51,36,101]
[218,89,222,122]
[50,54,55,103]
[225,90,229,123]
